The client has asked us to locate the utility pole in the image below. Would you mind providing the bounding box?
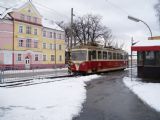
[70,8,73,48]
[68,8,74,74]
[131,37,133,81]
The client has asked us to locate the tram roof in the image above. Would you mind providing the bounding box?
[72,45,126,52]
[131,40,160,51]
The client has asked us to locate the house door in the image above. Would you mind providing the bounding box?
[25,56,30,69]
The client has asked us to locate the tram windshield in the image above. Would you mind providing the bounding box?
[71,50,87,61]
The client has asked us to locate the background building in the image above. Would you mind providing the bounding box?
[0,1,65,69]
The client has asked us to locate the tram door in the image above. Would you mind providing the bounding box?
[25,56,30,70]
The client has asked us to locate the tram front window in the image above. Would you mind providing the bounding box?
[72,50,87,61]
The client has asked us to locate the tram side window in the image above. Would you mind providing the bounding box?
[144,51,155,65]
[108,52,112,59]
[155,51,160,65]
[88,51,92,61]
[98,51,102,59]
[92,50,97,60]
[120,53,123,59]
[117,53,120,59]
[103,51,107,59]
[113,53,116,59]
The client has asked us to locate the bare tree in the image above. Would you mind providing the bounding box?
[57,14,112,47]
[155,0,160,26]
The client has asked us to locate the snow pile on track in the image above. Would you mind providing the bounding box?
[0,75,100,120]
[123,77,160,112]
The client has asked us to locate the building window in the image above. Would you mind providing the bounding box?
[26,39,31,48]
[59,55,62,61]
[18,54,22,61]
[59,45,62,50]
[26,26,31,34]
[43,55,46,61]
[43,31,46,37]
[54,32,56,39]
[53,44,57,50]
[19,40,23,47]
[34,29,38,35]
[43,43,46,49]
[19,25,23,33]
[59,34,61,39]
[50,44,52,49]
[51,55,55,61]
[49,32,52,38]
[35,54,38,61]
[34,17,37,23]
[34,40,38,48]
[21,14,25,20]
[27,16,31,22]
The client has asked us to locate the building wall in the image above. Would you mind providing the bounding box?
[42,28,65,65]
[0,2,65,69]
[0,20,13,50]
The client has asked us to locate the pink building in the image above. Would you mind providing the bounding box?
[0,1,65,70]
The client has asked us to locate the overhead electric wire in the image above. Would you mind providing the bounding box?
[32,1,70,20]
[105,0,130,16]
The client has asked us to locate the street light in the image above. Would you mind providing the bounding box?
[128,16,152,38]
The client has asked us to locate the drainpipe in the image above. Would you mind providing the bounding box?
[12,18,15,69]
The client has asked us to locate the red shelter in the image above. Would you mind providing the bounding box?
[131,40,160,78]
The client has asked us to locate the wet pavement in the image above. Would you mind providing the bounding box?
[74,69,160,120]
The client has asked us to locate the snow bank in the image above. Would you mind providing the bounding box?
[123,77,160,112]
[0,75,100,120]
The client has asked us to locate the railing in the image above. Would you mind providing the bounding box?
[0,66,68,84]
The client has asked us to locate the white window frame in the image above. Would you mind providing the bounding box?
[59,55,62,61]
[18,39,23,47]
[43,31,46,37]
[49,32,52,38]
[34,40,38,48]
[26,26,31,34]
[34,28,38,35]
[43,55,47,61]
[51,55,55,61]
[43,43,47,49]
[19,25,23,33]
[26,39,31,48]
[18,54,22,61]
[35,54,39,61]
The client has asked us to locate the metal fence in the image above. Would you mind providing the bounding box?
[0,66,68,84]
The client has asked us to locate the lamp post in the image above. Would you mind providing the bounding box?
[128,16,152,38]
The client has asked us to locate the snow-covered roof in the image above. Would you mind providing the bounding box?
[42,18,64,31]
[133,40,160,47]
[132,40,160,51]
[0,2,25,19]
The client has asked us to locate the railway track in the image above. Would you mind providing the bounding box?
[0,74,75,88]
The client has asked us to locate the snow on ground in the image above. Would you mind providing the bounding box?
[0,75,100,120]
[3,68,68,75]
[123,77,160,112]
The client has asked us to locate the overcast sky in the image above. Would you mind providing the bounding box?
[0,0,159,52]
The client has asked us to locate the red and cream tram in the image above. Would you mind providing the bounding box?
[70,45,128,74]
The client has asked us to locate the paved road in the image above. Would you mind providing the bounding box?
[74,70,160,120]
